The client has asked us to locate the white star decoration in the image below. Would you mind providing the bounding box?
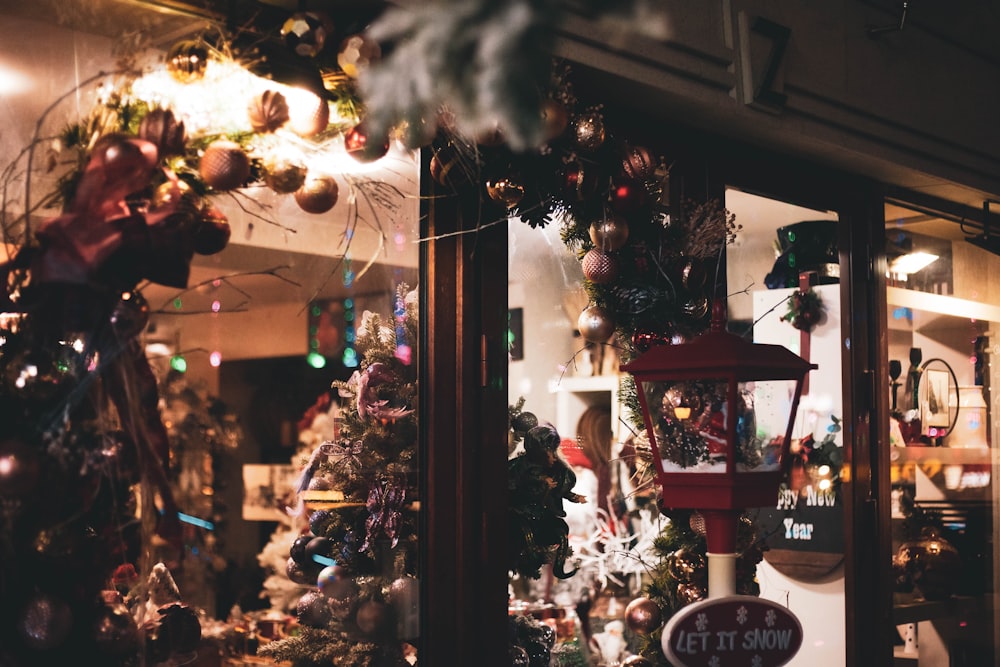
[695,612,709,632]
[737,605,749,625]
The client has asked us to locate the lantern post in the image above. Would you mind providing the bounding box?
[621,300,815,598]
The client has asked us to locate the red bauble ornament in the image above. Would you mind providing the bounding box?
[192,207,231,255]
[609,178,648,213]
[624,597,663,635]
[344,122,390,162]
[486,174,525,209]
[199,140,250,191]
[295,175,339,214]
[540,99,568,141]
[620,144,655,180]
[577,305,615,343]
[0,438,40,498]
[562,160,601,201]
[589,215,629,251]
[581,248,619,284]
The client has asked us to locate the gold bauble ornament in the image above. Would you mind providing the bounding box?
[485,175,525,209]
[288,93,331,137]
[573,111,606,151]
[624,597,663,635]
[589,215,630,252]
[540,99,569,142]
[668,548,707,584]
[192,206,231,256]
[151,179,200,214]
[248,90,290,133]
[294,175,340,214]
[577,305,615,343]
[263,159,308,194]
[199,140,251,191]
[166,40,209,83]
[337,34,381,79]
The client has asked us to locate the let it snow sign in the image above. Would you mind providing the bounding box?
[662,596,803,667]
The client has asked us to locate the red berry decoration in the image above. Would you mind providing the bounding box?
[344,122,390,163]
[581,248,619,284]
[609,177,648,213]
[624,597,663,635]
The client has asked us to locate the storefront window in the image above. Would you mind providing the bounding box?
[724,188,846,667]
[0,12,420,666]
[886,202,998,665]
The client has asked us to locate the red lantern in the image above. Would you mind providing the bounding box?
[621,300,814,596]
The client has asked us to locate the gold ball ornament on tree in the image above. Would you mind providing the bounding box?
[199,140,250,191]
[589,215,630,251]
[138,108,186,157]
[676,582,707,605]
[281,11,334,58]
[295,174,339,214]
[337,34,381,78]
[344,122,390,163]
[581,248,619,285]
[485,174,526,209]
[248,90,290,133]
[540,98,569,142]
[668,548,708,584]
[624,597,663,635]
[429,145,469,188]
[573,111,606,151]
[151,179,200,214]
[288,93,331,137]
[166,40,209,83]
[263,158,308,194]
[577,305,615,343]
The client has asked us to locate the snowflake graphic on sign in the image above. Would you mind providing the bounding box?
[709,657,721,667]
[752,655,763,667]
[766,609,777,627]
[736,605,749,625]
[695,612,709,632]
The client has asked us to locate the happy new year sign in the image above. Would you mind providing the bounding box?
[662,596,803,667]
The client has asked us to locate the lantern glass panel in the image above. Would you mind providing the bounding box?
[640,378,797,474]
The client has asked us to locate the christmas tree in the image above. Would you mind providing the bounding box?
[259,285,420,667]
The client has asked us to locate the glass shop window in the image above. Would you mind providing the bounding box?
[886,201,998,666]
[724,188,846,667]
[0,12,421,667]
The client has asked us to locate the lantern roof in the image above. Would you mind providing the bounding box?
[621,301,817,381]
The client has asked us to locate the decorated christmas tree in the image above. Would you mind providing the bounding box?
[258,285,419,667]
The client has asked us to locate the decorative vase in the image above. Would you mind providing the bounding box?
[895,527,961,601]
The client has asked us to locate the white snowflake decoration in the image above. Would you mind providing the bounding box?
[695,612,709,632]
[765,609,777,627]
[752,655,763,667]
[737,605,749,625]
[709,657,721,667]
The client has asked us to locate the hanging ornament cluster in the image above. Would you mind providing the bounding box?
[427,65,741,360]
